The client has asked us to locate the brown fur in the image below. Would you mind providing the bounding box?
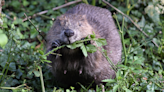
[46,3,122,89]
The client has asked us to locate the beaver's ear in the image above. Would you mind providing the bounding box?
[58,15,67,20]
[57,15,67,26]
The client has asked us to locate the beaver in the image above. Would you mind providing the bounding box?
[46,3,122,89]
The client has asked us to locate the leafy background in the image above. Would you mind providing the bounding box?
[0,0,164,92]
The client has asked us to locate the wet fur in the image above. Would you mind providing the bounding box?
[46,3,122,89]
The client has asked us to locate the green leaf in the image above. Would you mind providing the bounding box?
[123,86,132,92]
[13,19,23,25]
[27,71,33,79]
[117,65,128,70]
[116,69,122,80]
[12,89,19,92]
[67,43,76,49]
[42,60,52,63]
[22,89,26,92]
[16,29,24,39]
[138,16,145,28]
[9,62,16,71]
[0,33,8,49]
[145,4,160,24]
[133,70,142,74]
[66,89,70,92]
[95,38,107,47]
[41,55,47,60]
[11,79,20,86]
[11,1,21,9]
[77,82,87,91]
[102,79,116,83]
[23,0,29,6]
[90,34,95,38]
[28,70,33,75]
[75,43,84,48]
[16,69,23,79]
[86,44,97,53]
[11,24,16,29]
[39,50,44,55]
[80,44,88,57]
[113,85,119,92]
[30,28,38,39]
[70,86,75,90]
[67,43,83,49]
[0,29,3,33]
[33,70,40,77]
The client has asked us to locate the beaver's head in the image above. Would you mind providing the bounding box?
[55,14,93,44]
[46,14,94,55]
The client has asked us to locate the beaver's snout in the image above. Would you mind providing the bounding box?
[64,29,74,37]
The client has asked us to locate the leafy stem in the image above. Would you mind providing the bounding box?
[114,14,127,65]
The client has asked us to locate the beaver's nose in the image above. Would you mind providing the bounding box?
[64,29,74,37]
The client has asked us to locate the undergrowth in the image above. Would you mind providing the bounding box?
[0,0,164,92]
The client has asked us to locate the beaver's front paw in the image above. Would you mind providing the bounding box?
[48,40,62,54]
[51,40,61,48]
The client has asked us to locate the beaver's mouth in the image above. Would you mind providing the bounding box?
[51,37,91,51]
[50,38,91,57]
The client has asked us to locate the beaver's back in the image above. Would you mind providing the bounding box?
[66,3,122,64]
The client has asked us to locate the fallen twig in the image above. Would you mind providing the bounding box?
[24,13,45,44]
[23,0,82,22]
[3,13,13,21]
[102,0,159,47]
[24,13,38,31]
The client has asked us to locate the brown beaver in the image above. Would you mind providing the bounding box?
[46,3,122,89]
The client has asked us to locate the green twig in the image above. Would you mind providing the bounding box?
[126,0,129,9]
[82,0,89,4]
[0,36,13,86]
[24,13,38,31]
[45,45,65,56]
[0,84,27,89]
[92,0,96,6]
[127,44,132,54]
[127,4,135,16]
[154,82,163,88]
[39,66,45,92]
[45,38,92,56]
[114,14,127,65]
[45,37,101,55]
[96,46,117,72]
[121,17,127,65]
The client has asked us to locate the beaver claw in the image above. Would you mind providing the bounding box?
[52,40,61,48]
